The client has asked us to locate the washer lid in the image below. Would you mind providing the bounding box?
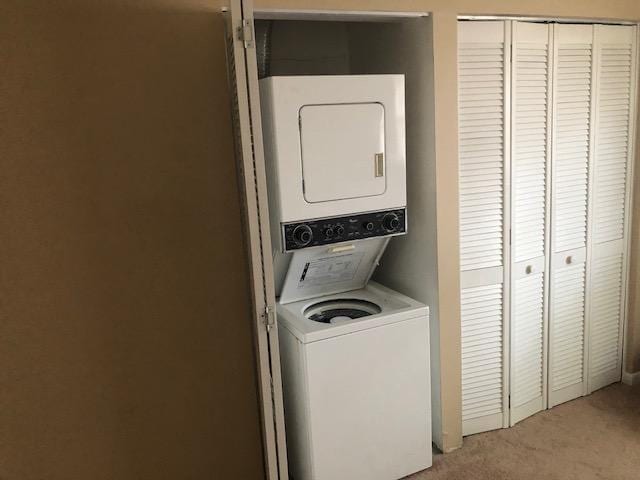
[278,237,388,304]
[276,281,429,343]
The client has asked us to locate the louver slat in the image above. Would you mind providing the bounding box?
[551,264,586,391]
[461,284,504,422]
[594,44,632,244]
[513,42,548,262]
[459,41,505,272]
[589,255,623,376]
[553,43,592,253]
[511,273,545,407]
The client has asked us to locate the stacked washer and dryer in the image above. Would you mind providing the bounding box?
[260,75,432,480]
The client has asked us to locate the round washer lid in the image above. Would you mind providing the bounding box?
[304,299,381,324]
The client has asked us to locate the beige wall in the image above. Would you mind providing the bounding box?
[254,0,640,453]
[255,0,640,18]
[3,0,640,479]
[1,1,265,479]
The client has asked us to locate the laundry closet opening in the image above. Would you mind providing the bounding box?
[250,7,444,472]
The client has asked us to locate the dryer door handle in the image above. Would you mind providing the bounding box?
[375,153,385,177]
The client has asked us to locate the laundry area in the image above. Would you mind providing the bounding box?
[254,17,436,480]
[227,1,640,479]
[4,1,640,480]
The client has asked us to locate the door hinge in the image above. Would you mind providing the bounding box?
[264,304,276,330]
[237,19,255,49]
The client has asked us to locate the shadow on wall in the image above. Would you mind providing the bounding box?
[0,1,264,479]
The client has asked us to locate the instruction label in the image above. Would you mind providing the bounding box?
[298,252,365,288]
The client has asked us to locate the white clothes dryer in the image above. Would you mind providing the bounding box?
[260,75,406,227]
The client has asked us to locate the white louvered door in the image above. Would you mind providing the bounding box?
[509,22,551,426]
[224,1,289,477]
[459,19,637,434]
[548,24,594,408]
[588,25,638,393]
[458,21,510,436]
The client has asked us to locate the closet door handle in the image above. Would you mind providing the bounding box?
[565,255,573,265]
[525,265,534,275]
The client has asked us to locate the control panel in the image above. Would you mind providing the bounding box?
[282,208,406,252]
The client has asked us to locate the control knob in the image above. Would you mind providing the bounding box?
[292,224,313,247]
[363,221,375,232]
[382,213,400,232]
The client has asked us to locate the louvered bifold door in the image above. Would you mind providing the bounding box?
[224,1,288,477]
[548,24,594,408]
[509,22,551,426]
[588,25,638,393]
[458,21,510,436]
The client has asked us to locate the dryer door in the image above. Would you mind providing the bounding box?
[299,102,386,203]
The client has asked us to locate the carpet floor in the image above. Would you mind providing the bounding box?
[409,383,640,480]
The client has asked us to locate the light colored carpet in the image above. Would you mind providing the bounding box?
[410,383,640,480]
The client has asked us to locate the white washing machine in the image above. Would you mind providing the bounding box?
[277,280,431,480]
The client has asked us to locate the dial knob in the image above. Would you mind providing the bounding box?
[292,224,313,247]
[335,225,345,236]
[382,213,400,232]
[363,221,375,232]
[324,227,335,238]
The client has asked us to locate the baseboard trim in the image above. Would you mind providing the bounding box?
[622,370,640,386]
